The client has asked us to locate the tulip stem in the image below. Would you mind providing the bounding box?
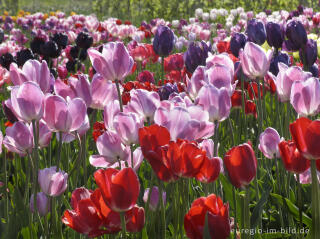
[232,187,237,239]
[275,159,285,231]
[130,144,134,169]
[213,121,219,157]
[159,181,166,239]
[311,160,320,239]
[297,174,303,239]
[161,57,164,85]
[120,212,127,238]
[115,79,123,112]
[56,132,63,170]
[240,76,247,141]
[243,186,250,239]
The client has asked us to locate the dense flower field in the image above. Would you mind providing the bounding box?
[1,5,320,239]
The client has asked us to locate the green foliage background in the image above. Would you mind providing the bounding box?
[0,0,319,24]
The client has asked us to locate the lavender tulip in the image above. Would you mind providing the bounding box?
[30,192,50,216]
[143,187,166,211]
[38,166,68,197]
[0,131,3,154]
[258,127,281,159]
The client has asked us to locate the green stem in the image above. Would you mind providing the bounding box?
[31,120,40,224]
[56,132,63,170]
[213,121,219,157]
[161,56,165,85]
[241,76,247,141]
[243,186,250,239]
[115,79,123,112]
[311,160,320,239]
[159,181,166,239]
[275,159,285,230]
[120,212,127,238]
[130,144,134,169]
[232,187,237,239]
[297,174,303,239]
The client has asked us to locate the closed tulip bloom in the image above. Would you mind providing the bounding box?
[152,25,174,56]
[30,192,50,217]
[239,42,273,80]
[299,39,318,68]
[10,59,51,93]
[275,63,312,102]
[94,168,140,212]
[290,77,320,117]
[88,42,134,82]
[143,186,166,211]
[38,166,68,197]
[195,156,221,183]
[285,20,307,51]
[266,22,284,49]
[269,52,290,76]
[125,206,145,233]
[184,194,230,239]
[10,81,44,122]
[206,53,234,77]
[224,142,257,188]
[246,19,267,45]
[258,127,281,159]
[184,41,210,73]
[186,66,206,99]
[290,117,320,160]
[3,121,33,156]
[279,140,310,174]
[196,84,231,122]
[230,33,247,57]
[43,95,87,132]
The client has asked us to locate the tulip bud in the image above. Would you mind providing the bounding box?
[246,19,266,45]
[230,33,247,57]
[269,52,290,76]
[299,39,318,68]
[266,22,284,49]
[258,127,281,159]
[184,41,210,73]
[30,192,50,216]
[152,25,174,57]
[38,167,68,197]
[143,187,166,211]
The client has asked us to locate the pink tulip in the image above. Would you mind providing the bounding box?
[125,89,160,123]
[290,77,320,117]
[186,66,206,100]
[10,59,51,93]
[89,131,130,168]
[38,166,68,197]
[10,82,44,122]
[113,112,144,145]
[109,147,144,171]
[57,115,90,143]
[275,63,312,102]
[143,186,166,211]
[88,42,134,82]
[0,131,2,154]
[30,192,50,216]
[3,121,33,156]
[206,53,234,77]
[258,127,281,159]
[199,139,224,174]
[43,95,87,132]
[239,41,273,79]
[196,84,231,122]
[29,120,52,148]
[103,100,120,131]
[295,168,320,184]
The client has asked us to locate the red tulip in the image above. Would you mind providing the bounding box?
[224,142,257,188]
[195,157,221,183]
[94,168,140,212]
[279,140,310,174]
[289,117,320,159]
[139,124,177,182]
[231,90,244,108]
[125,206,145,232]
[245,100,257,118]
[184,194,230,239]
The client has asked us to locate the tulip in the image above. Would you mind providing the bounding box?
[246,19,266,45]
[29,120,52,148]
[137,70,155,83]
[184,194,230,239]
[94,168,140,212]
[266,22,284,49]
[43,95,87,132]
[3,121,33,156]
[143,186,166,211]
[285,20,307,51]
[0,131,2,154]
[206,53,234,77]
[300,39,318,68]
[2,100,18,123]
[186,66,206,99]
[230,33,247,57]
[196,84,231,122]
[30,192,50,217]
[158,83,179,101]
[295,168,320,184]
[269,52,290,76]
[290,77,320,117]
[152,25,174,56]
[258,127,281,159]
[309,64,319,78]
[195,157,221,183]
[184,41,210,73]
[279,140,310,174]
[103,100,120,131]
[164,53,184,72]
[88,42,134,82]
[38,166,68,197]
[10,81,44,122]
[224,142,257,188]
[239,42,273,80]
[275,63,312,102]
[125,206,145,233]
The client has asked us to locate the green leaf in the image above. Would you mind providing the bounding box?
[141,227,148,239]
[203,212,211,239]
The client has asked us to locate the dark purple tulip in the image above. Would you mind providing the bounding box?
[2,100,18,123]
[297,5,304,14]
[266,22,284,49]
[285,20,307,51]
[16,49,34,67]
[0,53,15,70]
[230,33,247,57]
[76,32,93,49]
[158,83,178,100]
[184,41,210,73]
[51,33,68,49]
[265,9,272,15]
[246,19,266,45]
[30,37,46,55]
[40,41,60,58]
[0,28,4,44]
[153,25,175,57]
[180,19,188,26]
[269,52,291,75]
[309,64,319,77]
[299,39,318,68]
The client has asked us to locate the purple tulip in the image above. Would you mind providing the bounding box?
[206,53,234,77]
[158,83,179,100]
[143,187,166,211]
[230,33,247,57]
[10,81,44,122]
[10,59,51,93]
[285,20,307,51]
[239,42,273,80]
[184,41,210,73]
[309,64,319,77]
[152,25,174,57]
[186,66,206,99]
[299,39,318,68]
[30,192,50,216]
[196,84,231,122]
[269,52,291,76]
[246,19,267,45]
[199,139,224,173]
[258,127,281,159]
[38,166,68,197]
[103,100,121,131]
[266,22,284,49]
[0,131,3,154]
[2,100,18,123]
[3,121,33,156]
[88,42,134,82]
[290,77,320,117]
[43,95,87,132]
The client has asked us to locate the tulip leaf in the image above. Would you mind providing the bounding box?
[261,232,291,238]
[250,184,272,229]
[203,212,211,239]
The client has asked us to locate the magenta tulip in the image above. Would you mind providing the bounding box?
[38,166,68,197]
[143,186,166,211]
[30,192,50,216]
[186,66,206,100]
[103,100,120,130]
[258,127,281,159]
[206,53,234,77]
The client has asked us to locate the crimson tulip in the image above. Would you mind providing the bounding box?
[195,157,221,183]
[224,142,257,188]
